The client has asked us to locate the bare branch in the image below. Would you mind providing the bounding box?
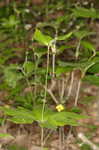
[78,133,99,150]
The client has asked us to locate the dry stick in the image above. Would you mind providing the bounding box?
[75,39,81,59]
[47,89,58,104]
[75,61,96,106]
[43,85,58,104]
[51,29,57,78]
[74,79,82,106]
[64,73,70,99]
[78,133,99,150]
[74,62,96,106]
[67,71,74,98]
[58,79,61,99]
[49,78,56,91]
[43,130,54,145]
[60,78,65,101]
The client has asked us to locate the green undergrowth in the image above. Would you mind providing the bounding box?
[0,0,99,141]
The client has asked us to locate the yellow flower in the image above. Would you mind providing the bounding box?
[56,104,64,112]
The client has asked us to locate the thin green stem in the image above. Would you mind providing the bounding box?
[41,45,50,148]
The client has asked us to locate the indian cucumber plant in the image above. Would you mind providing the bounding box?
[0,0,99,145]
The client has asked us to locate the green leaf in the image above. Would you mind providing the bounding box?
[59,45,75,53]
[74,30,93,39]
[81,41,95,51]
[34,47,47,57]
[80,144,92,150]
[7,144,27,150]
[32,105,87,128]
[23,61,34,75]
[0,106,87,128]
[32,105,54,122]
[81,96,96,105]
[2,15,19,28]
[88,63,99,73]
[41,120,57,129]
[43,148,48,150]
[56,15,71,25]
[71,107,82,113]
[72,7,99,18]
[47,111,87,127]
[57,32,73,41]
[49,116,78,127]
[4,64,23,88]
[53,111,87,120]
[58,60,92,70]
[0,107,34,124]
[83,75,99,85]
[0,133,13,138]
[33,29,52,46]
[43,111,87,129]
[8,116,33,124]
[56,66,73,75]
[92,57,99,63]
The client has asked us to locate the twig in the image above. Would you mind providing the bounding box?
[43,130,54,145]
[52,53,56,78]
[60,78,65,101]
[49,78,56,91]
[78,133,99,150]
[43,86,58,104]
[67,71,74,98]
[75,39,81,59]
[74,79,82,106]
